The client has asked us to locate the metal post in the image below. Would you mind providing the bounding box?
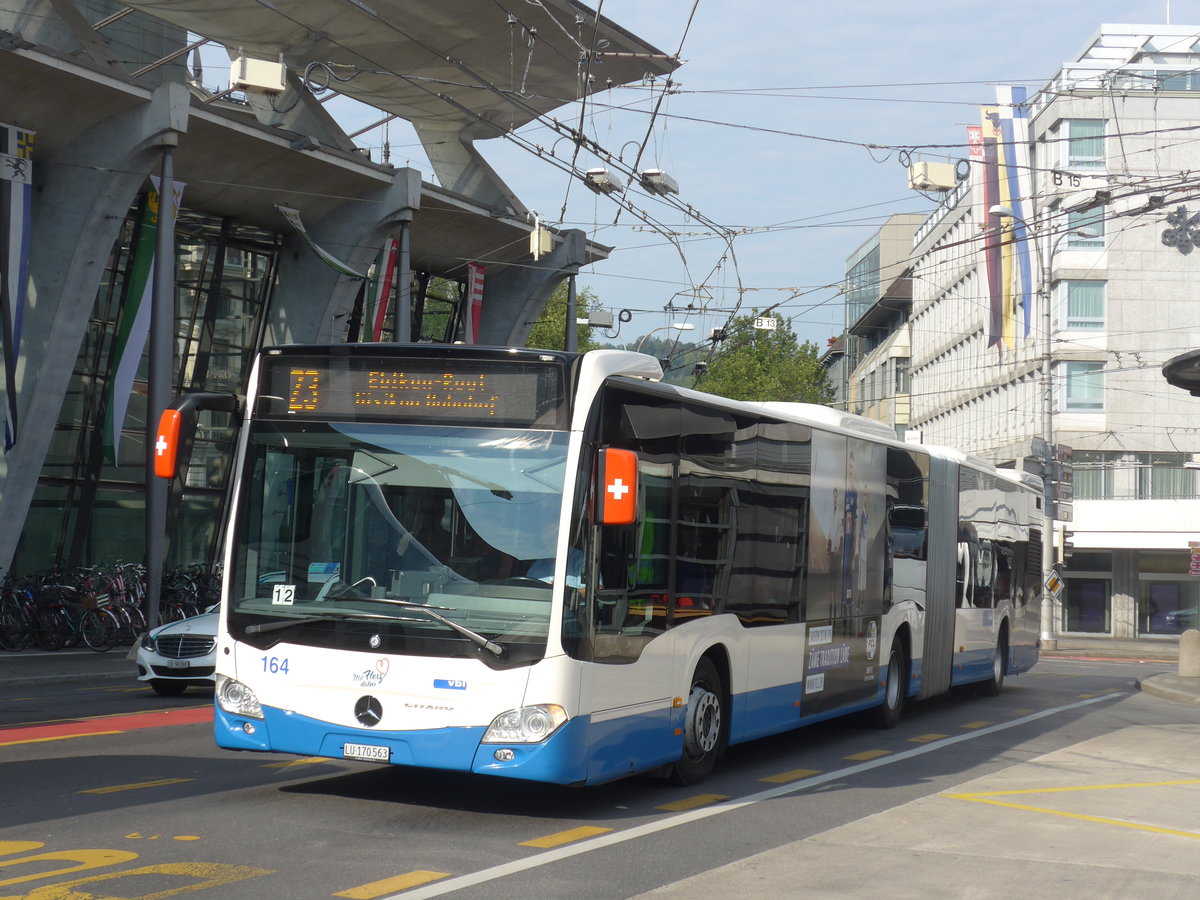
[393,217,411,343]
[1039,241,1057,650]
[565,273,578,352]
[145,142,177,630]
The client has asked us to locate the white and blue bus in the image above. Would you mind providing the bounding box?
[157,345,1042,785]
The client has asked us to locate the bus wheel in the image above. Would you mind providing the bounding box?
[671,657,725,785]
[873,640,907,729]
[979,630,1008,697]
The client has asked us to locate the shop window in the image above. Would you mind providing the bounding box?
[1140,580,1200,636]
[1062,577,1111,633]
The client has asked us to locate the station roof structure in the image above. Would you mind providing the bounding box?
[122,0,678,136]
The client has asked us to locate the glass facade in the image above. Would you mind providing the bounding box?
[12,201,280,574]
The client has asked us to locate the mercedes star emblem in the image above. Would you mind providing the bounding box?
[354,695,383,727]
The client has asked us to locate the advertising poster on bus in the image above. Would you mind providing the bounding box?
[805,434,886,714]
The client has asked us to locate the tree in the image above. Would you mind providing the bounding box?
[693,312,833,404]
[525,281,606,352]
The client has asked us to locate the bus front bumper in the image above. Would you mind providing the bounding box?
[214,705,591,784]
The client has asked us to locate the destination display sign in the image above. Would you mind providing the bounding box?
[258,354,565,428]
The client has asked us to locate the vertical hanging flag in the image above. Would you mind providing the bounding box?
[465,263,485,344]
[102,178,185,465]
[0,122,34,452]
[368,239,399,341]
[276,205,366,278]
[996,85,1034,339]
[979,107,1006,353]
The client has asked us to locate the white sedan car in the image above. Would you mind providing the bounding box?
[134,607,219,696]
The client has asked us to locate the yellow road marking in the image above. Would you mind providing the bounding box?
[1,730,123,747]
[760,768,822,784]
[946,780,1200,839]
[262,757,329,768]
[334,870,451,898]
[908,733,949,743]
[80,777,194,794]
[961,721,992,729]
[845,749,890,761]
[520,826,613,848]
[1006,709,1034,716]
[951,779,1200,799]
[657,793,729,812]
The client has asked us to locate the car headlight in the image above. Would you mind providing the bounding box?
[216,674,263,719]
[139,632,156,652]
[481,704,568,743]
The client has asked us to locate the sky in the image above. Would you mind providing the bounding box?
[199,1,1200,347]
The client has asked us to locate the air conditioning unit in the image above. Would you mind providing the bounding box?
[231,55,287,94]
[907,161,958,192]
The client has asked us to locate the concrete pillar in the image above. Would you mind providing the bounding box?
[479,229,587,347]
[1180,629,1200,678]
[1110,549,1138,639]
[266,168,422,345]
[0,81,190,573]
[413,121,527,216]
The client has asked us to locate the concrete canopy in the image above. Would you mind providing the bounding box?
[120,0,677,134]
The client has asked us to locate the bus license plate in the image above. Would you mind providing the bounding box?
[343,742,390,762]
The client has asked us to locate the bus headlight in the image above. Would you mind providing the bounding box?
[216,674,263,719]
[481,704,568,744]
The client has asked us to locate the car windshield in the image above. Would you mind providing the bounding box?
[228,422,571,663]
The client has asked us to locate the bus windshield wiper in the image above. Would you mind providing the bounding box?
[244,608,396,634]
[332,594,506,658]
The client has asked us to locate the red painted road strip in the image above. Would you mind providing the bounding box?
[0,706,213,745]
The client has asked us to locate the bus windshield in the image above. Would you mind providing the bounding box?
[228,421,570,665]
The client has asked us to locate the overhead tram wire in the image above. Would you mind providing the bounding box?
[283,0,743,325]
[249,0,717,293]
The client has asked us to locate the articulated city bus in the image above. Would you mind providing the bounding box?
[156,344,1042,785]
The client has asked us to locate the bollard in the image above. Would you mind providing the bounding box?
[1180,629,1200,678]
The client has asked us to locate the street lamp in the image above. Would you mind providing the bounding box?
[989,204,1099,651]
[635,322,694,352]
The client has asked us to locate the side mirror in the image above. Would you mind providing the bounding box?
[152,392,242,480]
[154,408,183,479]
[594,447,638,525]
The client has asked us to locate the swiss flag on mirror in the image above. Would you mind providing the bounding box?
[595,447,638,525]
[154,409,182,479]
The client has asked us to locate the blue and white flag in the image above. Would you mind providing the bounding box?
[0,122,33,451]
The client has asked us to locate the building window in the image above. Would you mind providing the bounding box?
[1072,450,1114,499]
[1063,361,1104,411]
[1066,208,1105,248]
[1063,280,1105,329]
[1063,119,1106,170]
[894,357,910,393]
[1135,453,1199,499]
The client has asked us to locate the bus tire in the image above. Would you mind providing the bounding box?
[873,639,907,729]
[671,657,725,785]
[979,629,1008,697]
